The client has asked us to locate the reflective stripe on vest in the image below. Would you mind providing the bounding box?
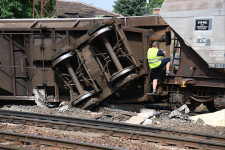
[147,47,161,69]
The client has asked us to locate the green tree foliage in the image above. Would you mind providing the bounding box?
[0,0,56,19]
[0,0,33,18]
[148,0,164,14]
[113,0,147,16]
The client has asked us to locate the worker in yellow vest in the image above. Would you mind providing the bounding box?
[147,41,172,94]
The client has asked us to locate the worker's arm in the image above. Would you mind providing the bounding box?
[157,49,165,56]
[162,50,166,56]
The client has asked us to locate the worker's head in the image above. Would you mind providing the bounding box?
[152,41,159,48]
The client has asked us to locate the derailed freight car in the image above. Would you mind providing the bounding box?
[0,16,170,109]
[0,0,225,111]
[159,0,225,110]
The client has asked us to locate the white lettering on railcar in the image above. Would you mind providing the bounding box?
[209,51,224,57]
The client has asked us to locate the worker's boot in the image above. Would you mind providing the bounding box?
[166,71,175,76]
[152,89,156,95]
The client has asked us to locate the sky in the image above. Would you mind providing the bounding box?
[65,0,116,11]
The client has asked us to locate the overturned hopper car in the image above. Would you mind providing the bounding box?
[0,16,170,109]
[0,0,225,111]
[159,0,225,110]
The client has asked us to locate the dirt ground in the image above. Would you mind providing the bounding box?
[0,104,224,149]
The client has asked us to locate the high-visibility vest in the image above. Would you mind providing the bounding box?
[147,47,161,69]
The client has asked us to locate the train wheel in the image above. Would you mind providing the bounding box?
[71,92,94,107]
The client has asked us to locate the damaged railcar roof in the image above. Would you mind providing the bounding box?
[0,18,112,30]
[0,16,168,30]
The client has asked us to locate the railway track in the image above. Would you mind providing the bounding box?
[0,131,122,150]
[0,109,225,149]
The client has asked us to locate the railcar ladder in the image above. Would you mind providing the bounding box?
[171,35,181,72]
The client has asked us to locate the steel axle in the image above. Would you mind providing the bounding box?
[52,52,93,105]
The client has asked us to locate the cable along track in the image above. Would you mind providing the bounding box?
[0,109,224,149]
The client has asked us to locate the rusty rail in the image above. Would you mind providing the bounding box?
[0,109,224,149]
[0,131,123,150]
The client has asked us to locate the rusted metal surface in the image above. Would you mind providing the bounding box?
[0,16,152,109]
[149,34,166,42]
[0,16,167,30]
[0,131,120,150]
[50,17,142,109]
[0,12,225,110]
[0,18,108,31]
[124,16,167,27]
[161,32,225,109]
[0,96,34,101]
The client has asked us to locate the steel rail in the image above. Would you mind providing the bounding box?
[0,144,21,150]
[0,109,224,149]
[0,131,123,150]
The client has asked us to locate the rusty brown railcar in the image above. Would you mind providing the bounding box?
[0,12,224,110]
[0,16,170,109]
